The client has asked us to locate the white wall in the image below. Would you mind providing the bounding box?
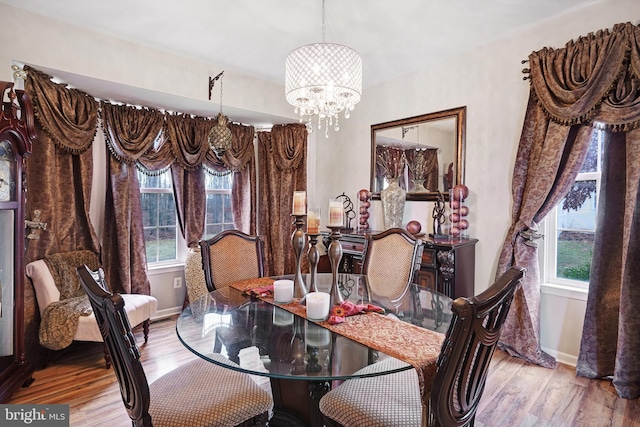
[321,0,640,365]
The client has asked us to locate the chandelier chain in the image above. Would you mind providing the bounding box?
[322,0,326,42]
[219,76,224,115]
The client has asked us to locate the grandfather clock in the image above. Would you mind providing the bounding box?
[0,81,36,402]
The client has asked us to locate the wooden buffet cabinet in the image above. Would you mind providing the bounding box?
[321,230,478,299]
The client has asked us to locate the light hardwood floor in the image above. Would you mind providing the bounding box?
[8,316,640,427]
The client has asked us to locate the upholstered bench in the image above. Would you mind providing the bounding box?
[26,258,158,368]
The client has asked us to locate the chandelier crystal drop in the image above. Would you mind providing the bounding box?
[285,1,362,138]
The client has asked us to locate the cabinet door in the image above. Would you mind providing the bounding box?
[0,82,35,402]
[415,269,437,291]
[0,210,15,360]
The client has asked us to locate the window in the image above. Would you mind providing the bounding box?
[138,170,179,264]
[543,129,603,290]
[138,168,235,266]
[203,170,234,239]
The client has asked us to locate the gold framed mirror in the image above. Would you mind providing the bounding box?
[370,106,466,201]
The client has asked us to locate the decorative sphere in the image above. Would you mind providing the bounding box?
[459,219,469,230]
[359,206,368,214]
[361,201,371,208]
[362,222,369,229]
[450,212,460,223]
[358,189,371,201]
[452,184,469,201]
[359,217,368,225]
[450,200,460,209]
[406,220,422,235]
[361,212,370,219]
[459,206,469,216]
[450,226,461,237]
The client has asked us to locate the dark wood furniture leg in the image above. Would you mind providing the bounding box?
[269,378,331,427]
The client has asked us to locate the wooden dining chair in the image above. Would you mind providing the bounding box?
[361,228,424,312]
[319,266,526,427]
[77,265,273,427]
[199,229,265,291]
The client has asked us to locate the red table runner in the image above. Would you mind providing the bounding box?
[228,278,445,405]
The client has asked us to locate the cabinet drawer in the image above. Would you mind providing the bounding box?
[421,249,436,267]
[342,241,365,255]
[415,270,436,291]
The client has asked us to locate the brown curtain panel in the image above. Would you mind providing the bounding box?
[203,122,258,234]
[101,102,164,294]
[257,124,307,276]
[165,114,210,247]
[23,66,100,262]
[498,23,640,390]
[23,66,101,369]
[227,123,257,234]
[577,130,640,399]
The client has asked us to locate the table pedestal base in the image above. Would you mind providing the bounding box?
[269,377,331,427]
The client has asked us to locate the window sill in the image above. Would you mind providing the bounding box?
[147,262,185,276]
[540,282,588,301]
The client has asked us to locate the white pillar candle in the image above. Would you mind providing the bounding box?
[273,279,294,303]
[305,322,331,347]
[305,291,331,320]
[307,207,321,234]
[328,199,344,227]
[292,191,307,215]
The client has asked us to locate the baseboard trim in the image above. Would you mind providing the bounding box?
[151,306,182,321]
[541,346,578,367]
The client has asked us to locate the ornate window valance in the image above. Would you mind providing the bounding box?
[525,22,640,131]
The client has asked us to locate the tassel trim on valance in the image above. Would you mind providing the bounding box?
[525,22,640,131]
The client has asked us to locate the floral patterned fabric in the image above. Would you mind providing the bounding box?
[576,129,640,399]
[501,22,640,397]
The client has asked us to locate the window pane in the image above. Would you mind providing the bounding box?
[157,227,177,261]
[206,194,224,223]
[556,230,594,281]
[223,194,233,223]
[138,173,158,189]
[559,180,597,230]
[158,193,176,226]
[556,179,598,283]
[579,130,600,173]
[138,169,178,264]
[206,224,225,238]
[156,171,172,189]
[144,228,158,262]
[141,193,157,227]
[205,172,233,190]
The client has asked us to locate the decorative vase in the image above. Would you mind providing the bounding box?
[410,179,427,193]
[380,178,406,229]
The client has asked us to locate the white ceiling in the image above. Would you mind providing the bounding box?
[2,0,603,122]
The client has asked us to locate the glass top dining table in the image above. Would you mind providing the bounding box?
[176,272,453,382]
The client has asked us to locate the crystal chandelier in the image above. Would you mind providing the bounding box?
[285,0,362,137]
[208,71,233,156]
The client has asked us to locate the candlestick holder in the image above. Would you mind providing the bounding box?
[291,214,308,299]
[327,225,344,306]
[306,233,321,293]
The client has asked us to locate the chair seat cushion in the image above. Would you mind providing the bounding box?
[74,293,158,342]
[319,357,421,427]
[27,259,158,343]
[149,355,273,427]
